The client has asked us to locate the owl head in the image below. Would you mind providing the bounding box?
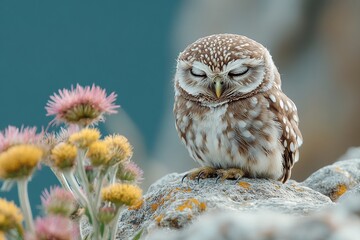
[175,34,279,106]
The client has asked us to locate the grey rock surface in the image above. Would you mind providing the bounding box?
[302,158,360,201]
[116,172,332,239]
[148,195,360,240]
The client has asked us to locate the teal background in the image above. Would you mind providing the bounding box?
[0,1,180,215]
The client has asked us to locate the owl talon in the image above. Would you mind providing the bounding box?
[196,172,204,183]
[235,176,243,184]
[182,167,217,182]
[216,168,245,182]
[181,174,189,183]
[215,175,222,183]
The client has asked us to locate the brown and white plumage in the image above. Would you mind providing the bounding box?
[174,34,302,183]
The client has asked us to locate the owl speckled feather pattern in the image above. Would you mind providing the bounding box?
[174,34,302,183]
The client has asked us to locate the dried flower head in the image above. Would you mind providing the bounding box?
[104,135,133,165]
[87,141,109,166]
[0,198,23,232]
[45,84,119,126]
[117,161,144,183]
[102,183,142,207]
[41,187,77,217]
[50,142,77,170]
[0,126,43,153]
[0,144,43,179]
[69,128,100,148]
[97,205,117,224]
[27,216,79,240]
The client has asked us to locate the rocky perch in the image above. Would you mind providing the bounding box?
[116,148,360,240]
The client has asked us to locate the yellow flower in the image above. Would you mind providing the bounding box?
[0,198,23,232]
[51,142,77,170]
[104,135,133,165]
[69,128,100,148]
[0,144,43,179]
[102,183,142,207]
[87,141,109,166]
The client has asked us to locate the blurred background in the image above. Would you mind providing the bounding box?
[1,0,359,215]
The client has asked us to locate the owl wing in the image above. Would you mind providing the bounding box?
[266,91,303,183]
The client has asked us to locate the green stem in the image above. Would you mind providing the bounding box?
[103,226,110,240]
[75,149,101,239]
[52,167,73,194]
[17,179,34,233]
[65,171,100,239]
[109,207,122,240]
[64,171,88,207]
[94,170,105,211]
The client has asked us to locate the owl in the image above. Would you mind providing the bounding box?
[173,34,303,183]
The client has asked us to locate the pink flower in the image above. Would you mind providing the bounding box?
[41,186,77,217]
[27,216,79,240]
[0,126,43,153]
[118,161,144,183]
[45,84,119,126]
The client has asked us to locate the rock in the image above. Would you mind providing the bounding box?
[116,172,332,239]
[302,158,360,201]
[148,195,360,240]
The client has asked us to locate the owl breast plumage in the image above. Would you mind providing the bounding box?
[173,34,303,183]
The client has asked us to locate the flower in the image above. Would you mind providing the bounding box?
[102,183,142,207]
[41,187,77,217]
[26,216,79,240]
[45,84,119,126]
[0,126,43,153]
[50,142,77,170]
[117,161,143,183]
[0,198,23,232]
[87,141,109,166]
[97,205,117,224]
[69,128,100,148]
[0,144,43,179]
[104,135,133,165]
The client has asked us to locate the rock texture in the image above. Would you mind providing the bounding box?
[302,151,360,201]
[116,173,332,239]
[113,150,360,240]
[148,195,360,240]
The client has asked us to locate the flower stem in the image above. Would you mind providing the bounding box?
[94,169,106,211]
[17,179,34,233]
[109,207,122,240]
[50,167,73,193]
[65,171,100,239]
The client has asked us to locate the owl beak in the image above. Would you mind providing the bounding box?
[213,77,223,98]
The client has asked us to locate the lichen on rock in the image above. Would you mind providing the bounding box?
[302,150,360,201]
[116,172,332,239]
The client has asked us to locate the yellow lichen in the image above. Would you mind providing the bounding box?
[155,214,164,224]
[199,202,207,212]
[0,144,43,179]
[176,198,206,212]
[151,203,159,212]
[331,184,347,200]
[238,181,251,190]
[128,199,144,211]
